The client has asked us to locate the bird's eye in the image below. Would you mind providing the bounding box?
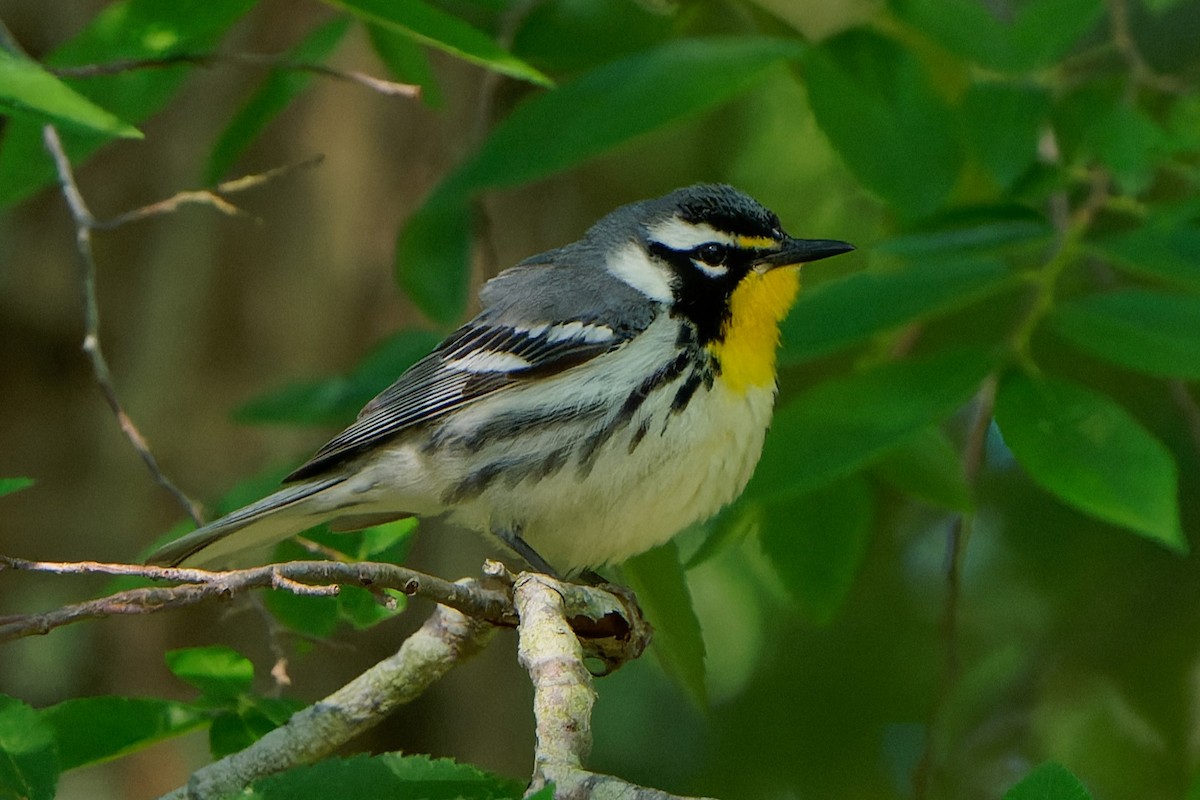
[695,243,726,266]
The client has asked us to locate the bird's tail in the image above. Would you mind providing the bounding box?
[146,476,349,567]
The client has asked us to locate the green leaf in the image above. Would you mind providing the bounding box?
[209,697,301,759]
[0,696,58,800]
[165,646,255,700]
[621,542,707,707]
[1087,104,1166,195]
[994,373,1184,551]
[322,0,550,86]
[781,258,1014,363]
[0,478,34,498]
[235,329,442,425]
[759,476,874,625]
[894,0,1104,72]
[1052,289,1200,379]
[243,753,526,799]
[1003,761,1093,800]
[871,426,973,511]
[1092,220,1200,292]
[39,697,205,770]
[752,348,995,500]
[204,16,351,183]
[962,82,1050,189]
[0,50,141,138]
[366,23,442,108]
[399,37,806,321]
[874,206,1052,257]
[804,30,960,218]
[0,0,256,206]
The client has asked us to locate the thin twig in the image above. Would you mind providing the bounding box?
[159,601,495,800]
[912,376,997,799]
[50,52,421,99]
[41,125,206,525]
[1107,0,1187,96]
[94,155,325,230]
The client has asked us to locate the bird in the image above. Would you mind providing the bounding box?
[147,184,853,575]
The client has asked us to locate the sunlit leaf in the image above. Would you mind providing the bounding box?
[243,753,526,799]
[40,697,204,770]
[759,476,874,625]
[322,0,550,86]
[1003,761,1093,800]
[994,373,1184,552]
[0,696,57,800]
[804,30,960,218]
[0,50,141,138]
[165,646,254,700]
[622,542,707,707]
[752,348,995,500]
[204,16,351,183]
[0,0,256,206]
[781,258,1014,363]
[1052,289,1200,379]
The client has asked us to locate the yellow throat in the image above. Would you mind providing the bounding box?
[711,265,801,393]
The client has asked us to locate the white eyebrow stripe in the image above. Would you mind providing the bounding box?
[646,218,737,251]
[446,350,532,373]
[605,241,673,303]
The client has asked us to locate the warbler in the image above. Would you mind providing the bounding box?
[148,184,853,574]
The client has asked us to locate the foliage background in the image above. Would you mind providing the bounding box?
[1,0,1199,798]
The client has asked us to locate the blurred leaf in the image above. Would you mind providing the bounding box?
[874,206,1052,257]
[165,646,255,700]
[1003,761,1092,800]
[962,82,1050,189]
[512,0,675,75]
[265,583,341,638]
[752,348,996,500]
[759,476,874,625]
[0,50,141,138]
[804,30,960,218]
[871,426,973,511]
[204,16,351,183]
[1093,219,1200,292]
[40,697,204,770]
[994,373,1184,552]
[622,542,707,707]
[399,37,806,322]
[1052,289,1200,379]
[243,753,526,799]
[1165,93,1200,152]
[209,696,300,759]
[894,0,1104,72]
[235,330,442,426]
[781,258,1014,363]
[1087,104,1166,195]
[322,0,550,86]
[366,23,442,108]
[0,696,57,800]
[0,0,256,206]
[0,477,34,498]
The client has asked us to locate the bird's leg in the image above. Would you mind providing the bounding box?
[494,525,562,579]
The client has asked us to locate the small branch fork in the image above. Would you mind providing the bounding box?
[0,555,692,799]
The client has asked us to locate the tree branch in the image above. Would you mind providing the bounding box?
[159,600,495,800]
[514,573,704,800]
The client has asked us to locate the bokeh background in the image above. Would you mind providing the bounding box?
[1,1,1199,798]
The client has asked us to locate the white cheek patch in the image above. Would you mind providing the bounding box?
[447,350,532,373]
[605,241,674,302]
[647,218,737,251]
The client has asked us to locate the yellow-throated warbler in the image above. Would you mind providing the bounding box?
[148,184,853,573]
